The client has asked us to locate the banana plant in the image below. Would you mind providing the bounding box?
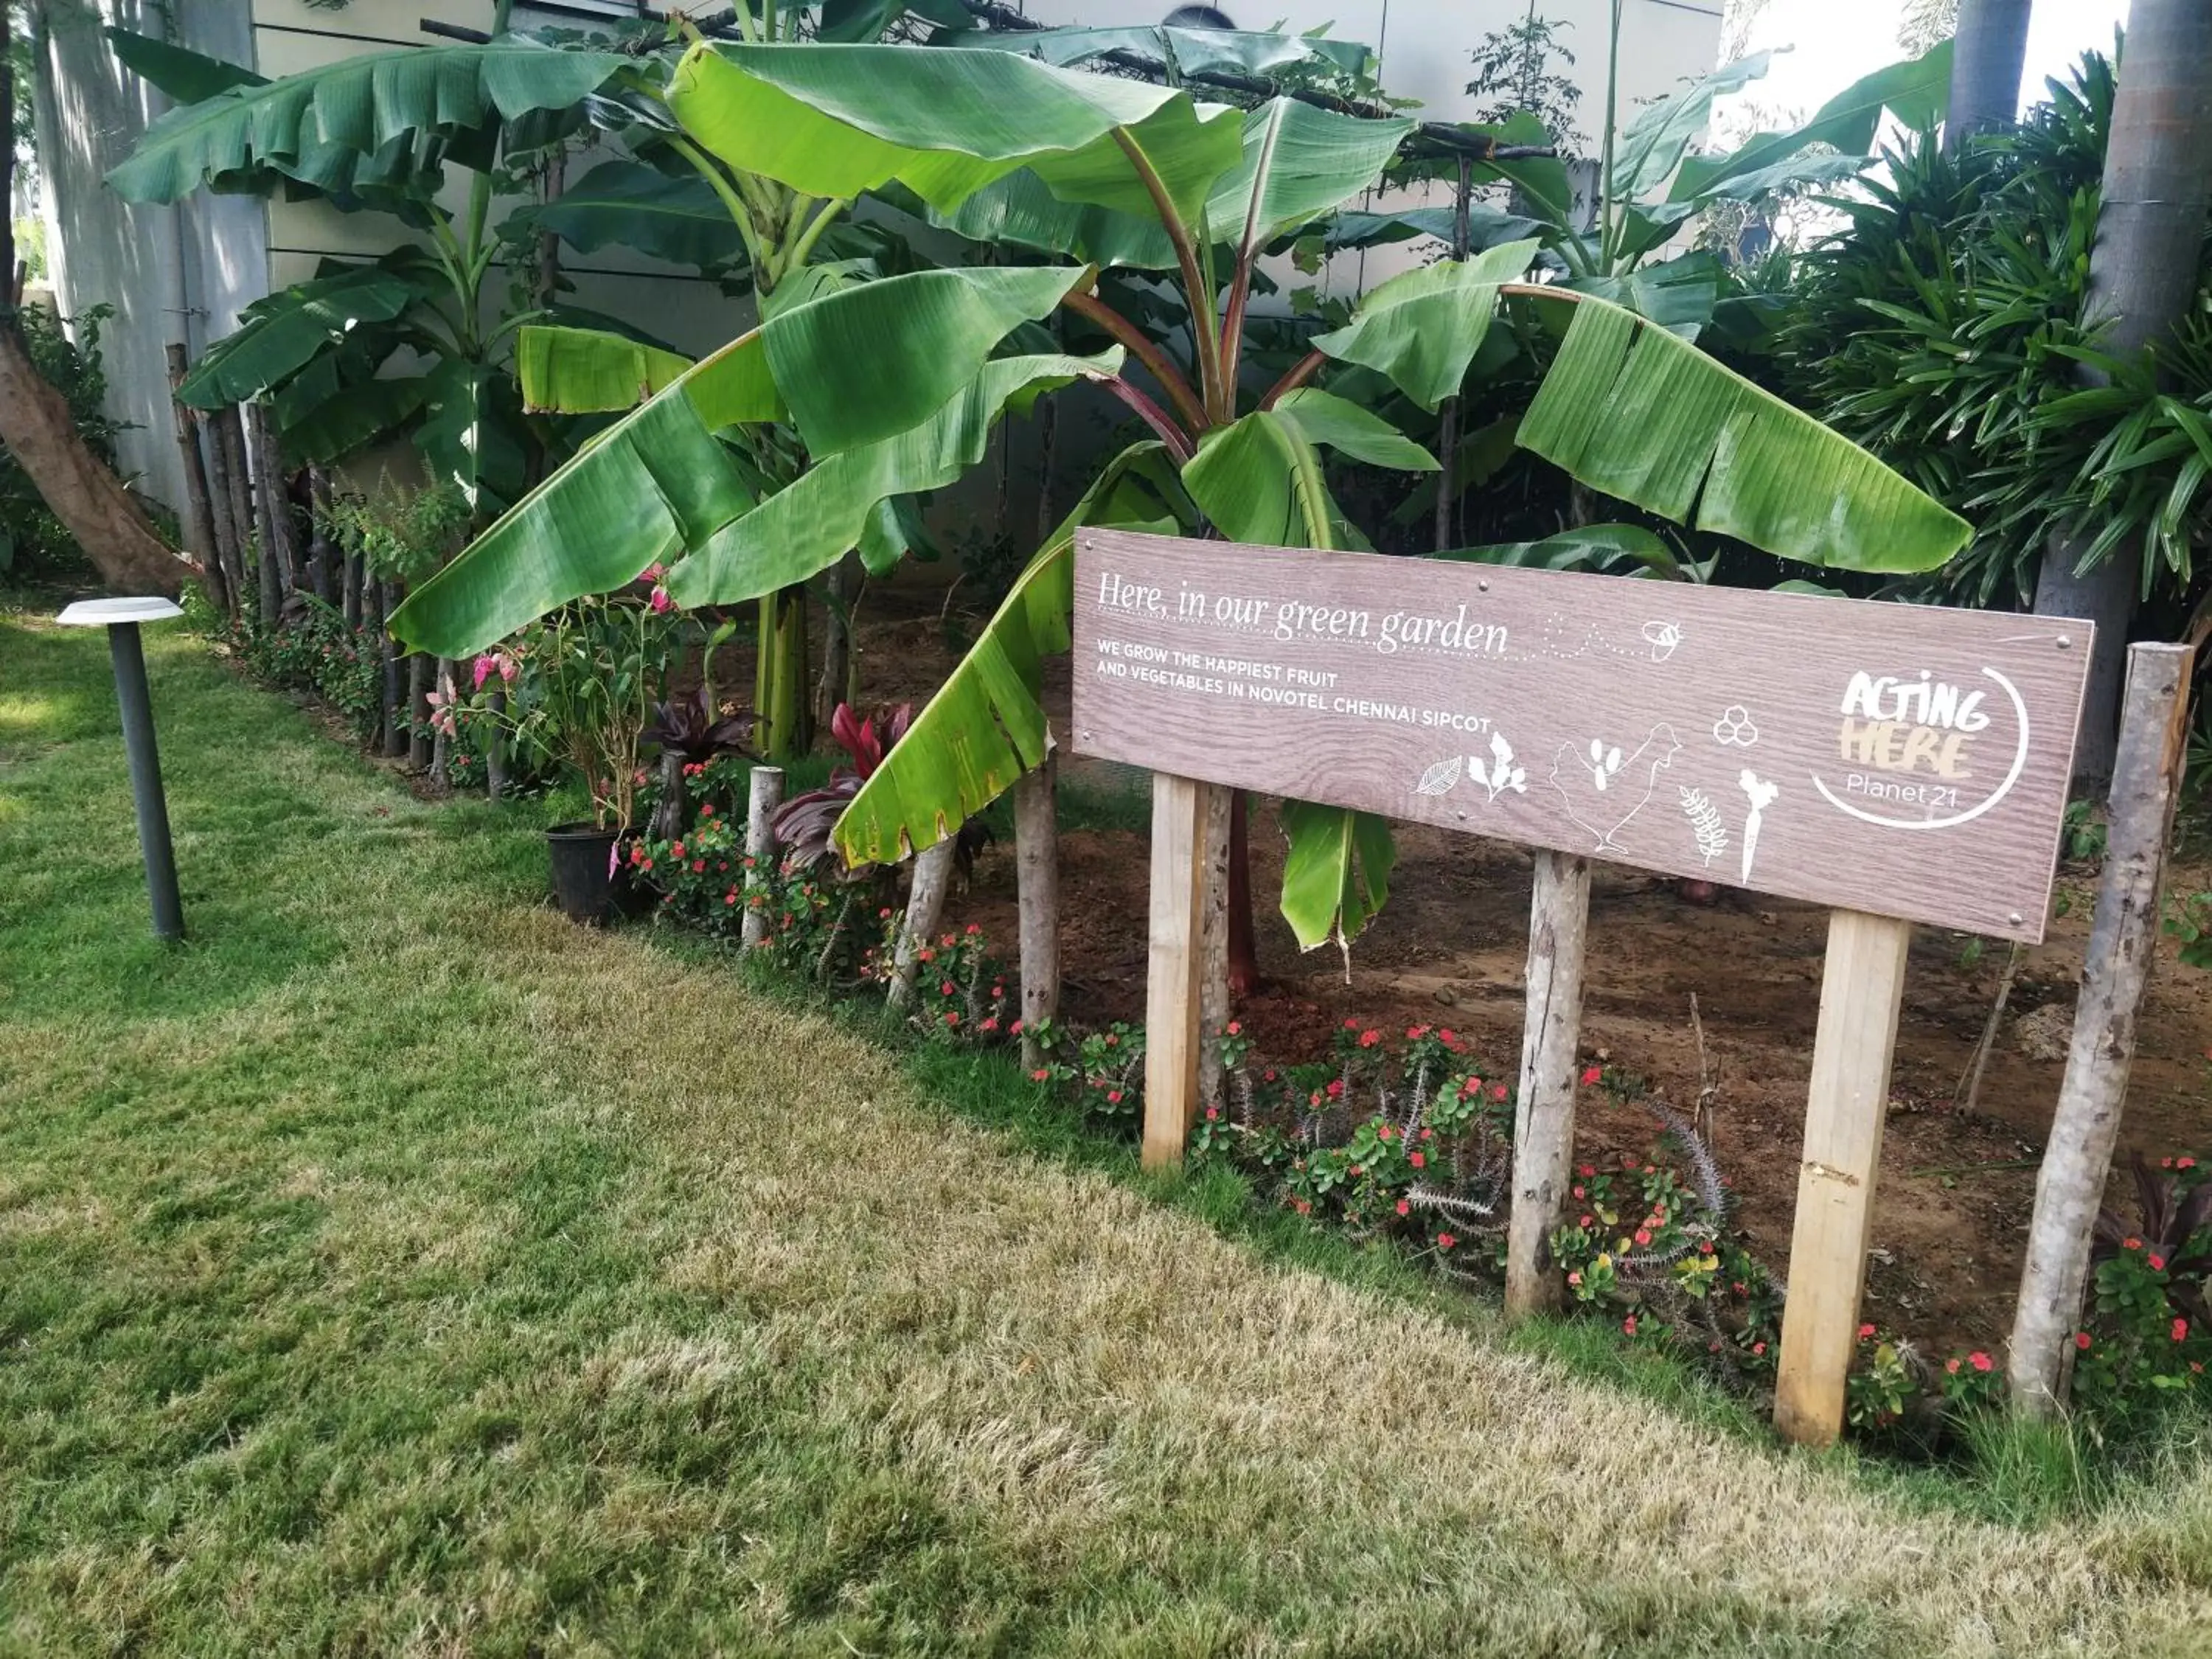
[386,40,1969,973]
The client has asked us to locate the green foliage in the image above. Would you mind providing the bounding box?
[234,597,383,740]
[1465,10,1582,159]
[1784,51,2212,613]
[0,305,116,582]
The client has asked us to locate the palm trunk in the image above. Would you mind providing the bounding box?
[1944,0,2033,151]
[756,585,813,760]
[2033,0,2212,785]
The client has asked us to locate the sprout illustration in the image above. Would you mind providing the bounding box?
[1471,730,1528,800]
[1680,786,1728,866]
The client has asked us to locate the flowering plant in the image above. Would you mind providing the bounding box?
[492,577,681,828]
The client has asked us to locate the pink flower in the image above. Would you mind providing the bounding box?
[1409,1151,1425,1169]
[1031,1068,1050,1082]
[1945,1358,1961,1376]
[1358,1029,1381,1048]
[1579,1065,1601,1087]
[649,585,672,613]
[473,654,497,689]
[1634,1229,1652,1246]
[2174,1318,2190,1343]
[1623,1316,1638,1337]
[2150,1253,2167,1272]
[1490,1085,1507,1102]
[1437,1233,1457,1250]
[2076,1332,2093,1352]
[1969,1352,1993,1372]
[1566,1270,1582,1286]
[1752,1341,1766,1357]
[639,562,667,583]
[1395,1199,1411,1217]
[1858,1323,1877,1340]
[1225,1020,1242,1037]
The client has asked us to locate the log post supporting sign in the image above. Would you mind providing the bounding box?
[1143,772,1208,1170]
[1773,908,1914,1447]
[1506,850,1592,1320]
[1070,528,2093,1429]
[742,765,784,952]
[2009,641,2196,1415]
[1197,780,1234,1110]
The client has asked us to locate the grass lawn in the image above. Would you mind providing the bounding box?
[4,611,2212,1656]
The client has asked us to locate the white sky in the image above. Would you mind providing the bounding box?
[1714,0,2133,139]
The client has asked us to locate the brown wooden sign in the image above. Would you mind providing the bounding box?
[1071,529,2093,942]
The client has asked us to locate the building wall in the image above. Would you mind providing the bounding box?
[33,0,265,517]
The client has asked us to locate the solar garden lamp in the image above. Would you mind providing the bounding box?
[55,597,187,941]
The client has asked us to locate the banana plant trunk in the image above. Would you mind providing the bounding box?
[2032,0,2212,785]
[756,585,813,760]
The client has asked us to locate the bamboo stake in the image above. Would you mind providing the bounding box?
[1953,939,2023,1116]
[1506,851,1592,1319]
[888,839,957,1009]
[163,343,225,614]
[1014,751,1060,1071]
[1142,772,1208,1170]
[2009,642,2194,1416]
[1774,908,1914,1448]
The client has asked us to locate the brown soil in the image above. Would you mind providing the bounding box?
[828,593,2212,1362]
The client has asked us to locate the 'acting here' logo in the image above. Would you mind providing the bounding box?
[1812,667,2032,831]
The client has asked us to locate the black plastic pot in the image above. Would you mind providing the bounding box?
[546,820,619,924]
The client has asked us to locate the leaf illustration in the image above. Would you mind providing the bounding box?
[1490,729,1514,765]
[1414,754,1464,796]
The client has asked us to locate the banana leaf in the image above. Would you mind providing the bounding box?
[517,326,695,414]
[1207,99,1412,246]
[530,158,750,274]
[280,374,431,464]
[669,347,1121,605]
[176,263,431,408]
[957,24,1371,81]
[932,170,1177,269]
[832,442,1190,864]
[1612,52,1775,201]
[105,27,265,102]
[106,40,629,204]
[1270,389,1437,472]
[1310,240,1540,411]
[1513,290,1972,573]
[1563,253,1725,341]
[664,43,1242,227]
[1279,799,1396,956]
[1429,524,1677,573]
[1320,204,1545,255]
[1181,411,1338,548]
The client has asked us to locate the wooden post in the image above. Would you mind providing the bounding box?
[1505,851,1592,1319]
[408,651,434,771]
[1142,772,1208,1170]
[648,748,685,842]
[1014,752,1060,1071]
[361,579,387,750]
[742,765,784,950]
[888,839,956,1009]
[212,406,255,621]
[1197,779,1233,1109]
[244,403,283,627]
[164,343,225,614]
[379,581,408,758]
[2009,642,2194,1416]
[307,467,336,604]
[1773,908,1914,1447]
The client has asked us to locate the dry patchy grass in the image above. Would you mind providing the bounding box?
[3,618,2211,1655]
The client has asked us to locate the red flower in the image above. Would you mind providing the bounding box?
[1577,1164,1595,1178]
[1409,1151,1426,1169]
[1571,1186,1585,1200]
[940,981,956,997]
[1358,1029,1382,1048]
[965,922,981,935]
[1491,1085,1507,1102]
[2179,1156,2197,1169]
[1326,1079,1345,1099]
[671,842,685,859]
[1395,1199,1411,1217]
[1858,1324,1877,1340]
[1579,1214,1592,1227]
[724,891,737,906]
[1407,1025,1428,1040]
[1107,1090,1122,1105]
[1225,1020,1242,1036]
[1634,1229,1652,1247]
[2150,1253,2168,1272]
[1203,1105,1218,1120]
[2174,1318,2190,1343]
[1969,1352,1994,1372]
[1438,1233,1458,1250]
[1579,1065,1602,1087]
[1439,1029,1458,1046]
[979,1017,998,1032]
[1343,1018,1360,1031]
[1009,1020,1023,1035]
[1377,1124,1394,1141]
[1623,1316,1638,1336]
[2076,1332,2093,1351]
[1945,1358,1961,1376]
[1030,1068,1050,1082]
[942,1012,959,1027]
[1752,1341,1767,1357]
[1566,1270,1582,1286]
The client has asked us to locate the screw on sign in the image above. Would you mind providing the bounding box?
[55,597,188,941]
[1071,528,2096,1450]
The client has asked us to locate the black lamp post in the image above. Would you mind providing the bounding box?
[58,597,187,941]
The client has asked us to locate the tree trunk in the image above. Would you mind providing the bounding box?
[1944,0,2032,151]
[164,343,226,614]
[742,765,785,950]
[200,397,243,616]
[247,403,299,612]
[2033,0,2212,785]
[1015,754,1060,1071]
[0,323,195,596]
[2008,644,2194,1415]
[887,840,957,1010]
[1226,790,1259,996]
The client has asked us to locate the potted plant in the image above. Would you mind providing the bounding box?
[496,575,681,922]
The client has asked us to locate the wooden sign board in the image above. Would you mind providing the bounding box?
[1071,529,2093,942]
